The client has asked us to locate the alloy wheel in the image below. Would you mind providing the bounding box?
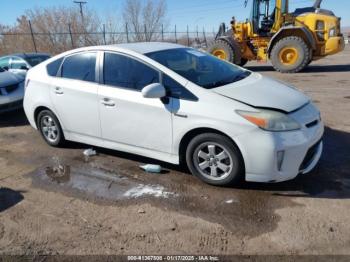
[41,115,59,143]
[193,142,233,181]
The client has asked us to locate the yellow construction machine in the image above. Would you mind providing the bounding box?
[208,0,345,73]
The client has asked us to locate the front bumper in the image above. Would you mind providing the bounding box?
[324,36,345,56]
[0,99,23,113]
[235,104,324,183]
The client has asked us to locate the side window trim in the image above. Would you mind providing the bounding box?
[101,51,162,92]
[57,51,98,83]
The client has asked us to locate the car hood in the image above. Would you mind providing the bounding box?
[0,71,24,88]
[213,73,309,113]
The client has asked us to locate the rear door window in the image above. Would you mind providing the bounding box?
[61,52,96,82]
[103,52,159,91]
[10,57,28,69]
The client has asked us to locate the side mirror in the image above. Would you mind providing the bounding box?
[2,66,9,71]
[142,83,166,99]
[20,65,29,70]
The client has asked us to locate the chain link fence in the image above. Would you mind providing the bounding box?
[0,21,216,56]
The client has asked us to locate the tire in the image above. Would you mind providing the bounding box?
[270,36,311,73]
[37,110,65,147]
[307,54,313,66]
[185,133,244,186]
[239,58,248,67]
[208,39,239,64]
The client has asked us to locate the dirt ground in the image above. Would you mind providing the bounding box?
[0,46,349,257]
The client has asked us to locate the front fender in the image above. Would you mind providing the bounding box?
[268,26,316,55]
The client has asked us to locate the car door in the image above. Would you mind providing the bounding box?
[98,51,173,153]
[49,51,101,140]
[9,57,30,77]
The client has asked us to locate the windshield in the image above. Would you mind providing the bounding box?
[25,55,50,67]
[146,48,251,89]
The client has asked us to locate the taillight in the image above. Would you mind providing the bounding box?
[25,79,30,89]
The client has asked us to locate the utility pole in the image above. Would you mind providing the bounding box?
[73,1,89,46]
[74,1,87,20]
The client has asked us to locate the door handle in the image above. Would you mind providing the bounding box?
[54,87,64,95]
[101,98,115,107]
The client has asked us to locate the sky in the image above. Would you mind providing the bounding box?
[0,0,349,32]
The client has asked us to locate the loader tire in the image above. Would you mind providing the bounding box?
[270,36,311,73]
[239,58,248,67]
[208,39,240,64]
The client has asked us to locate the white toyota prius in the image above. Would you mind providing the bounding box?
[23,42,324,186]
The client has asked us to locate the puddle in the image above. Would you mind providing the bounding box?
[45,165,70,183]
[31,164,176,202]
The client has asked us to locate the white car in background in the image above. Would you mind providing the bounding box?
[23,43,324,186]
[0,53,51,78]
[0,67,25,113]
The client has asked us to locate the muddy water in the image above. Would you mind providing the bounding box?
[29,158,301,238]
[32,164,176,201]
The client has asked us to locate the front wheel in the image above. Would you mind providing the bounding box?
[186,133,244,186]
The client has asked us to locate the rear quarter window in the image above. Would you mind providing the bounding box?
[47,57,64,77]
[61,53,96,82]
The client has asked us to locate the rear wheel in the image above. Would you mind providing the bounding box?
[186,133,244,186]
[37,110,65,147]
[270,36,310,73]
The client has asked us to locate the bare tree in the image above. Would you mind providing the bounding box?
[0,6,104,55]
[123,0,168,42]
[104,12,124,44]
[0,1,167,56]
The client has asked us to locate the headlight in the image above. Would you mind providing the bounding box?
[236,109,301,132]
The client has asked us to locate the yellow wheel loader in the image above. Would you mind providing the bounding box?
[208,0,345,73]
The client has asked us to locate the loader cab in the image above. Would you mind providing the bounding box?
[251,0,288,35]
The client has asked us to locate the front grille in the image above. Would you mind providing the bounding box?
[0,99,23,112]
[299,139,322,171]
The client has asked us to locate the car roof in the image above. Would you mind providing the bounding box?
[108,42,185,54]
[3,53,51,59]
